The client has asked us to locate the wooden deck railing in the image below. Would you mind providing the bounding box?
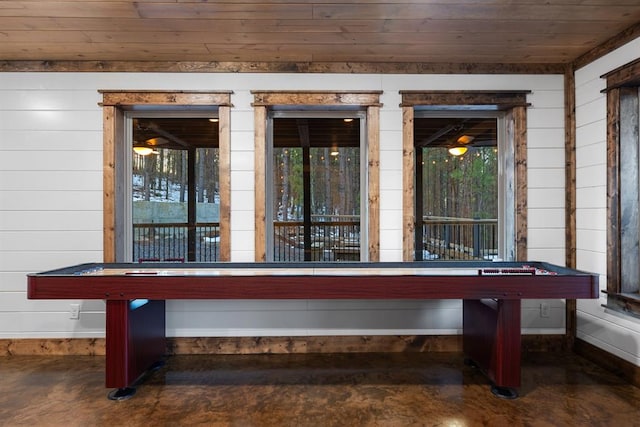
[420,216,498,260]
[273,217,361,261]
[133,222,220,262]
[132,216,497,262]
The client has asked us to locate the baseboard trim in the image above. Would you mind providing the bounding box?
[1,334,569,356]
[574,338,640,388]
[0,338,105,356]
[166,335,464,354]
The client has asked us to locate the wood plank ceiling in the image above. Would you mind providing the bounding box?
[1,1,640,68]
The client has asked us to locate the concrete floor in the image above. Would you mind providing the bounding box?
[1,351,639,426]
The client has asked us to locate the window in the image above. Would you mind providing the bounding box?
[400,91,530,262]
[99,91,232,262]
[603,59,640,316]
[252,91,382,262]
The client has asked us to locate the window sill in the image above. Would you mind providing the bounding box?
[602,291,640,319]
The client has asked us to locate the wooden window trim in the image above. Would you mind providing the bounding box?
[601,58,640,92]
[99,90,233,262]
[251,90,382,107]
[99,90,233,107]
[251,90,382,262]
[400,90,531,109]
[401,90,530,262]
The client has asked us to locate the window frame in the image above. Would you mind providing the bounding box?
[400,90,530,262]
[251,90,382,262]
[99,90,233,262]
[603,59,640,317]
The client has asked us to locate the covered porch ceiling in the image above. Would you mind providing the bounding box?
[133,116,496,152]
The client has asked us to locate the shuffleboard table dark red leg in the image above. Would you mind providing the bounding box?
[463,299,521,399]
[105,299,166,400]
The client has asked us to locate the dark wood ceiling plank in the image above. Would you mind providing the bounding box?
[0,17,629,35]
[136,2,313,20]
[35,30,597,47]
[0,1,139,18]
[0,60,567,74]
[313,3,640,22]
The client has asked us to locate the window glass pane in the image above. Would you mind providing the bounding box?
[271,117,361,262]
[415,117,498,260]
[618,88,640,292]
[133,147,188,222]
[131,117,219,262]
[310,145,361,261]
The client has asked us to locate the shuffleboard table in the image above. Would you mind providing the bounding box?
[27,261,599,400]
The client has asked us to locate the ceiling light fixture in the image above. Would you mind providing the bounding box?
[133,146,154,156]
[448,134,474,156]
[448,146,468,156]
[145,137,167,146]
[457,135,475,144]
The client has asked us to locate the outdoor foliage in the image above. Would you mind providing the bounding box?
[273,147,361,221]
[422,146,498,220]
[132,147,219,204]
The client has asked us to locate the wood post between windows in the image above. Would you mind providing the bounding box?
[218,106,231,262]
[402,107,415,262]
[513,105,528,262]
[254,106,268,262]
[367,106,380,262]
[103,106,117,263]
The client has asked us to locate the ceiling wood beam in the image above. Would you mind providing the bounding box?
[0,61,566,74]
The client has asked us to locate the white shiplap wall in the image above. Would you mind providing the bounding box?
[0,72,565,339]
[574,37,640,366]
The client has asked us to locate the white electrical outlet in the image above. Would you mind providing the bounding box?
[540,303,550,318]
[69,303,80,320]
